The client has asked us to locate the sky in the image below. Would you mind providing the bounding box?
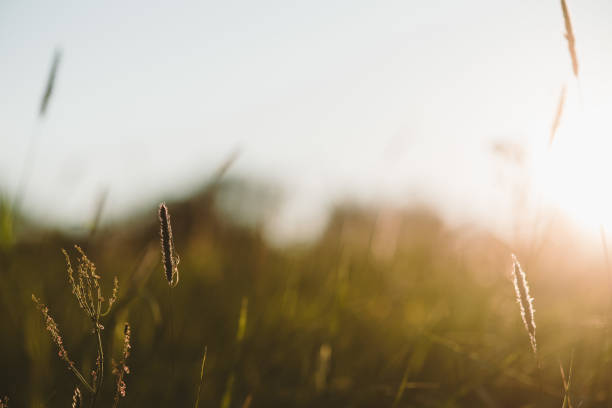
[1,0,612,242]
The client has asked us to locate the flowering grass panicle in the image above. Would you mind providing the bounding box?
[158,202,179,286]
[62,245,118,322]
[33,245,121,400]
[31,294,74,368]
[511,254,537,354]
[112,322,132,407]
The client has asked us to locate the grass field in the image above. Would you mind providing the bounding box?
[3,2,608,406]
[2,178,612,407]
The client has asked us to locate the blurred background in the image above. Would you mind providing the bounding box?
[2,0,612,406]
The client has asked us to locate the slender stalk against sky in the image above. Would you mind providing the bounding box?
[560,0,579,78]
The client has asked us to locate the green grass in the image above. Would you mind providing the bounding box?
[1,182,611,407]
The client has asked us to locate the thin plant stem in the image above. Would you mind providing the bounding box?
[69,366,95,394]
[194,346,207,408]
[90,324,104,408]
[168,286,176,384]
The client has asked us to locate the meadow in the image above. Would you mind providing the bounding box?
[2,176,612,407]
[2,1,606,406]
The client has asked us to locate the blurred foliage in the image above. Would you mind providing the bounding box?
[0,197,14,251]
[1,180,612,407]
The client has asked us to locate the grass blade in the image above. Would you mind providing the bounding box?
[194,346,207,408]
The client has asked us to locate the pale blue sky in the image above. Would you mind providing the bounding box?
[1,0,611,241]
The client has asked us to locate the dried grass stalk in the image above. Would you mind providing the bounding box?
[559,352,575,408]
[550,85,567,146]
[511,254,537,354]
[561,0,579,78]
[39,49,61,117]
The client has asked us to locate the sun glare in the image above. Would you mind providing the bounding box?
[532,94,612,234]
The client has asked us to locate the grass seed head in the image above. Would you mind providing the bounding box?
[39,49,61,117]
[511,254,537,354]
[31,294,75,369]
[62,246,118,320]
[561,0,579,77]
[158,203,179,287]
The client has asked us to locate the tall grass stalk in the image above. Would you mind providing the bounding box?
[559,352,574,408]
[550,85,567,147]
[511,254,537,355]
[221,297,249,408]
[560,0,579,78]
[158,202,181,398]
[14,49,62,213]
[392,363,411,407]
[194,346,207,408]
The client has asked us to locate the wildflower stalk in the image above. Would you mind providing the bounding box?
[33,245,120,407]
